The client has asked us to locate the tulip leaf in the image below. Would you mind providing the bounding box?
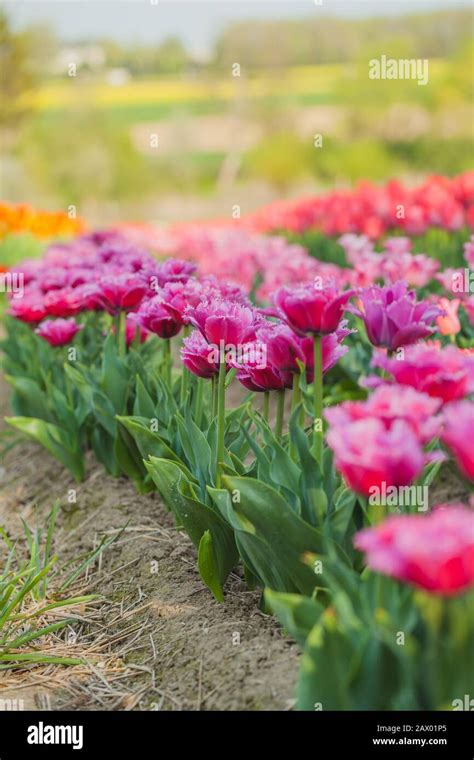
[5,416,84,481]
[145,457,238,598]
[264,590,324,647]
[210,476,327,594]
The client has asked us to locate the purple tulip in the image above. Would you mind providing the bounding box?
[351,281,443,350]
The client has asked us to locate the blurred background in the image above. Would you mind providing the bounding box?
[0,0,473,224]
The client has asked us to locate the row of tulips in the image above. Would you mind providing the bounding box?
[2,228,473,710]
[0,202,86,241]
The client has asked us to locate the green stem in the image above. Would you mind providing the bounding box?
[195,377,204,427]
[275,389,285,439]
[211,374,218,417]
[115,311,126,358]
[180,326,190,405]
[291,372,301,411]
[216,360,227,488]
[289,373,301,460]
[313,334,323,463]
[164,338,172,386]
[262,391,270,421]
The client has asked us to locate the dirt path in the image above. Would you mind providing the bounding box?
[0,377,299,711]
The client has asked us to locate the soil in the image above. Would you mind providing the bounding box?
[0,377,299,711]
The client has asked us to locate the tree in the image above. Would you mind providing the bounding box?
[0,11,36,127]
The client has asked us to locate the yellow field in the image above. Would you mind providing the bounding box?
[24,64,373,110]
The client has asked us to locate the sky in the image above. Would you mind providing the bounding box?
[3,0,470,55]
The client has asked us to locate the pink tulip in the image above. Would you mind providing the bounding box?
[8,292,46,323]
[373,343,474,402]
[435,268,466,294]
[255,323,305,374]
[94,274,148,316]
[181,329,220,378]
[464,235,474,269]
[325,384,442,444]
[234,362,286,392]
[136,296,183,339]
[273,282,353,336]
[354,506,474,596]
[155,258,197,286]
[326,418,427,497]
[186,299,259,348]
[442,401,474,480]
[351,281,443,351]
[35,318,83,347]
[43,286,87,318]
[381,252,439,288]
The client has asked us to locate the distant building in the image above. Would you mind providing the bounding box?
[54,45,106,74]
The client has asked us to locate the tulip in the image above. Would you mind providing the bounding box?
[442,401,474,480]
[436,297,461,336]
[325,384,442,444]
[372,343,474,402]
[186,299,259,347]
[464,235,474,269]
[94,274,149,316]
[35,318,83,347]
[326,418,428,497]
[155,258,197,286]
[272,282,353,337]
[181,329,220,379]
[272,282,353,462]
[351,281,443,351]
[354,506,474,596]
[8,293,46,323]
[381,252,439,288]
[135,296,183,339]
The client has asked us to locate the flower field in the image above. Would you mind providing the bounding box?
[0,171,473,712]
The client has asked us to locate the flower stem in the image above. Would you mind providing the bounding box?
[262,391,270,421]
[291,372,301,411]
[115,311,126,358]
[195,377,204,427]
[180,326,190,405]
[212,374,218,417]
[216,360,227,488]
[275,389,285,440]
[313,334,323,463]
[164,338,172,386]
[289,373,301,460]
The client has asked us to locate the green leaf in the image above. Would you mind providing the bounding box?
[5,417,84,481]
[211,476,327,594]
[198,530,224,603]
[145,458,238,598]
[265,590,323,647]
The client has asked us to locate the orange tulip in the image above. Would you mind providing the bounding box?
[436,297,461,336]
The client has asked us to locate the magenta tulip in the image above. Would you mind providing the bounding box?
[354,506,474,596]
[442,401,474,480]
[326,418,428,497]
[35,318,83,347]
[272,282,354,336]
[373,343,474,402]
